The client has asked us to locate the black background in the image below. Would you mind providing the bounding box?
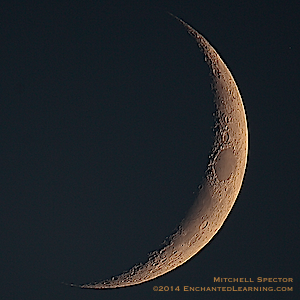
[1,0,299,299]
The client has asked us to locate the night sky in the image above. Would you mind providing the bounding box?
[1,0,299,299]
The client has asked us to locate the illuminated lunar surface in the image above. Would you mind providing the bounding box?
[78,15,248,289]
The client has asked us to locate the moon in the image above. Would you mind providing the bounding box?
[79,15,248,289]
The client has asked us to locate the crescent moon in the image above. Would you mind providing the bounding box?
[79,15,248,289]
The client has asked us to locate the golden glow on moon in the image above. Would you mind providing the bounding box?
[78,15,248,289]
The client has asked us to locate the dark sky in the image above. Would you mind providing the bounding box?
[1,0,299,299]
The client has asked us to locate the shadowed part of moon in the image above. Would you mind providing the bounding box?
[214,148,236,181]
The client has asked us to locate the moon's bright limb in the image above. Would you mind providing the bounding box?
[80,15,248,289]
